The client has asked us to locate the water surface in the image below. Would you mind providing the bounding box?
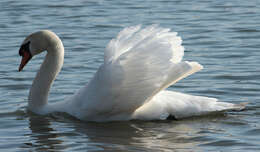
[0,0,260,151]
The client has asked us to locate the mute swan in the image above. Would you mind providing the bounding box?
[18,25,245,122]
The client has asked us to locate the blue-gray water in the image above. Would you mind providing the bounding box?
[0,0,260,151]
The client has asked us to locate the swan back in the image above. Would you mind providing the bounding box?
[66,25,202,121]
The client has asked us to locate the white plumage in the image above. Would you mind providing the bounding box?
[18,25,245,122]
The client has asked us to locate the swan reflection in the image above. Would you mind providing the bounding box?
[26,114,202,151]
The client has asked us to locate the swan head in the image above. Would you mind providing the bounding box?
[18,30,61,71]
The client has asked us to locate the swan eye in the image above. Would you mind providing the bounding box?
[19,41,31,57]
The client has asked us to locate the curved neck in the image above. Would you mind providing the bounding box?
[28,42,64,112]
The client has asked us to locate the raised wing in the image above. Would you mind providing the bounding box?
[105,25,184,64]
[70,25,202,121]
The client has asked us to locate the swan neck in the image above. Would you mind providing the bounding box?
[28,40,64,112]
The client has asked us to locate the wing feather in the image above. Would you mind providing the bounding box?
[72,25,202,121]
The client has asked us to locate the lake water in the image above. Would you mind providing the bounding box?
[0,0,260,151]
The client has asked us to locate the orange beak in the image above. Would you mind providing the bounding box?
[19,51,32,71]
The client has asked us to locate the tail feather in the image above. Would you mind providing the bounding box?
[132,91,247,120]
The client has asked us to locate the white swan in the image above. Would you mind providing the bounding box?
[18,25,245,122]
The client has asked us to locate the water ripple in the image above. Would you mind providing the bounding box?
[0,0,260,151]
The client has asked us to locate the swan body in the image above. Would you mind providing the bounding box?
[18,25,245,122]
